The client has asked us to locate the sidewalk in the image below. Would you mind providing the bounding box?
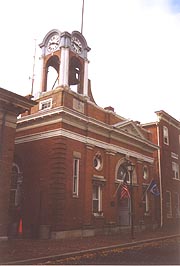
[0,227,179,264]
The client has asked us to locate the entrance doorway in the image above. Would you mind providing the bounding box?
[118,197,130,226]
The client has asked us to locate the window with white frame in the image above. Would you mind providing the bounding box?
[174,193,180,218]
[73,158,79,197]
[143,166,149,180]
[39,98,52,111]
[92,185,102,214]
[166,191,172,218]
[172,162,180,180]
[163,126,169,145]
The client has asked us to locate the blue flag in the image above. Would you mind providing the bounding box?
[147,180,160,196]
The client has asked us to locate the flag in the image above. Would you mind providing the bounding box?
[147,179,160,196]
[113,170,127,197]
[120,181,130,199]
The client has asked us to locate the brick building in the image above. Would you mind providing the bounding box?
[0,88,35,240]
[143,110,180,229]
[13,29,160,239]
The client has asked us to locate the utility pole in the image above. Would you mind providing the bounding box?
[31,39,37,96]
[81,0,85,34]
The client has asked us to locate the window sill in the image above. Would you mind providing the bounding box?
[72,194,79,198]
[172,178,180,181]
[144,212,150,217]
[93,212,103,217]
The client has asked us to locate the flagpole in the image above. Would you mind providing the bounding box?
[81,0,84,34]
[141,179,153,201]
[113,181,121,198]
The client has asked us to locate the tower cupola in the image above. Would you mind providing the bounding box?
[39,29,91,97]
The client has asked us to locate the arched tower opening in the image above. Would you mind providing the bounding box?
[69,56,83,93]
[45,55,59,91]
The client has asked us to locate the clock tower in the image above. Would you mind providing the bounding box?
[39,29,91,97]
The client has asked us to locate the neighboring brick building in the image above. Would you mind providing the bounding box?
[13,29,160,239]
[0,88,35,240]
[143,110,180,229]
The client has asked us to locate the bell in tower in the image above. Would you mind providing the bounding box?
[69,56,82,96]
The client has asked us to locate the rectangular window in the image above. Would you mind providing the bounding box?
[163,126,169,145]
[39,98,52,111]
[142,187,149,213]
[174,193,180,218]
[166,191,172,218]
[92,185,102,214]
[172,162,180,180]
[73,158,79,197]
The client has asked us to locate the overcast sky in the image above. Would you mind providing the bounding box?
[0,0,180,123]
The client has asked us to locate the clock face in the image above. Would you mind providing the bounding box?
[47,34,60,53]
[71,37,82,54]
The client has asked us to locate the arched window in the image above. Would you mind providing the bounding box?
[117,163,129,182]
[10,163,23,209]
[116,159,137,184]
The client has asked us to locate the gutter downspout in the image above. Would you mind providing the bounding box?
[157,122,163,227]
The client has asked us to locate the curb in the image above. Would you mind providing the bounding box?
[4,234,180,265]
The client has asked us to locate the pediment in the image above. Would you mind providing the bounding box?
[113,120,146,140]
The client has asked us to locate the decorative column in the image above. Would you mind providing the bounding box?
[59,47,69,87]
[83,59,89,96]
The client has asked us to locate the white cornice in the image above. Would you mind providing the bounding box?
[15,128,154,163]
[17,106,158,152]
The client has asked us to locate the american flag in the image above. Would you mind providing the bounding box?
[120,181,130,199]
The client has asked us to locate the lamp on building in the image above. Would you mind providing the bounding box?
[126,160,135,239]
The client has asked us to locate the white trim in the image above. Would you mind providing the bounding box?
[39,98,52,111]
[73,158,79,197]
[92,185,102,214]
[172,161,180,180]
[59,47,69,86]
[166,190,172,218]
[83,59,88,96]
[15,128,154,163]
[114,120,146,140]
[156,113,180,129]
[163,126,169,145]
[171,152,178,160]
[17,106,158,152]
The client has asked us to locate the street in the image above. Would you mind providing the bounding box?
[42,237,180,265]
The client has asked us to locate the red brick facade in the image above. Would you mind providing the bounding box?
[15,86,159,238]
[0,88,35,239]
[143,111,180,229]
